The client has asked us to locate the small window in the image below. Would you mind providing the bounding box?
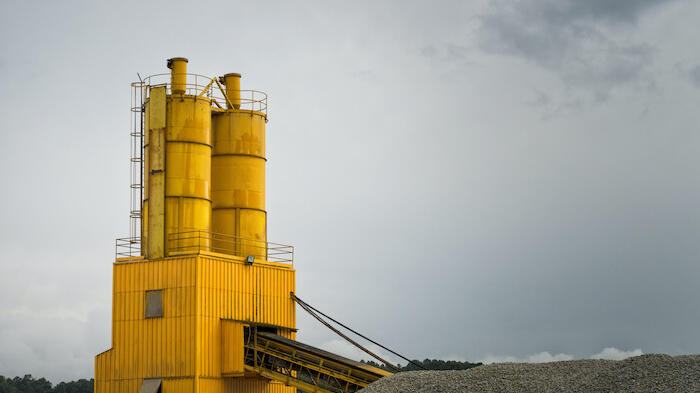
[145,290,163,318]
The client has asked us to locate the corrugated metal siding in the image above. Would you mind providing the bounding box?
[114,257,196,292]
[97,254,297,392]
[100,257,194,388]
[221,321,244,375]
[99,256,198,385]
[96,378,195,393]
[113,287,195,321]
[197,255,295,377]
[94,349,113,393]
[112,317,196,379]
[199,377,295,393]
[198,255,295,326]
[163,377,195,393]
[97,379,139,393]
[198,316,221,377]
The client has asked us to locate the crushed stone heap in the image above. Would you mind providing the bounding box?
[359,354,700,393]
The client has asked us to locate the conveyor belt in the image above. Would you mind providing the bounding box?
[244,331,392,393]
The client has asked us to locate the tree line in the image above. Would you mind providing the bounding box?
[361,358,483,372]
[0,375,93,393]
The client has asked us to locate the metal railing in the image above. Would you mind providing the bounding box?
[115,232,293,264]
[141,73,213,98]
[167,231,293,264]
[136,73,268,115]
[209,88,268,114]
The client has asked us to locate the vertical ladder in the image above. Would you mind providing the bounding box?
[129,81,145,252]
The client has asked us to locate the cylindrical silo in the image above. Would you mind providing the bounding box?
[164,95,212,253]
[211,74,267,259]
[143,57,212,258]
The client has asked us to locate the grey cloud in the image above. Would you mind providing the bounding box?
[420,45,438,58]
[445,44,470,62]
[533,0,674,25]
[526,90,551,108]
[479,347,643,364]
[689,65,700,88]
[420,43,471,64]
[525,90,585,120]
[476,0,675,97]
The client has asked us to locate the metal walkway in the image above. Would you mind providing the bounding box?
[244,330,392,393]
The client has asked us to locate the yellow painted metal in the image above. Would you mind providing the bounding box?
[222,321,245,375]
[143,62,212,258]
[95,253,296,393]
[198,378,294,393]
[222,73,241,109]
[168,57,189,95]
[214,78,235,110]
[212,103,267,258]
[164,95,212,254]
[145,86,167,258]
[97,59,303,393]
[150,86,167,129]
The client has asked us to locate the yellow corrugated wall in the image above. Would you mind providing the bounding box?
[197,254,295,378]
[96,256,198,393]
[199,377,294,393]
[113,257,197,380]
[95,254,295,393]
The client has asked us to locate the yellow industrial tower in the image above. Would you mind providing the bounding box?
[96,58,389,393]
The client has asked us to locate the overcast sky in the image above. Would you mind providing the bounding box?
[1,0,700,383]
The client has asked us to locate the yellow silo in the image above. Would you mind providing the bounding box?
[99,58,296,393]
[143,57,212,257]
[211,74,268,258]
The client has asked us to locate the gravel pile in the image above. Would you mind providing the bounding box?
[360,354,700,393]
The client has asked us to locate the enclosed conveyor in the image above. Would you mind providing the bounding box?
[243,330,391,393]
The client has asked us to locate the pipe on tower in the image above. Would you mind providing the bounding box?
[167,57,188,95]
[221,73,241,109]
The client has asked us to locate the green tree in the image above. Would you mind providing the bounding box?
[0,376,93,393]
[52,379,93,393]
[0,375,51,393]
[361,358,482,372]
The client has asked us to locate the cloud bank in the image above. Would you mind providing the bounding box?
[480,347,644,364]
[324,338,644,366]
[590,347,644,360]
